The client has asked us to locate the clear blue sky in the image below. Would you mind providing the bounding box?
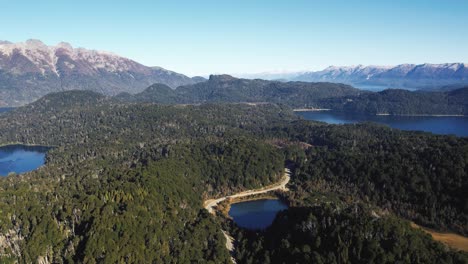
[1,0,467,76]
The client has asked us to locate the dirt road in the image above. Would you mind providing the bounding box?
[204,168,290,214]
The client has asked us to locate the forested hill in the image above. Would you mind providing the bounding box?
[114,83,181,104]
[0,91,295,263]
[115,74,364,107]
[232,121,468,263]
[176,75,363,105]
[318,87,468,115]
[0,91,467,263]
[116,76,467,115]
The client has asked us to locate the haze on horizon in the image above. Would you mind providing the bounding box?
[1,0,467,76]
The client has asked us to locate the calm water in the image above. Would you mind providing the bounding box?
[297,111,468,137]
[0,145,49,176]
[229,199,288,230]
[353,84,417,92]
[0,107,13,114]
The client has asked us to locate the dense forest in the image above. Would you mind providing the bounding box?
[271,121,468,235]
[0,91,289,263]
[317,87,468,115]
[115,76,468,115]
[227,120,468,263]
[0,90,467,263]
[231,205,468,264]
[115,75,364,107]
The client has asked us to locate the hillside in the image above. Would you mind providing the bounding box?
[116,76,468,115]
[0,39,201,106]
[117,74,365,107]
[317,87,468,115]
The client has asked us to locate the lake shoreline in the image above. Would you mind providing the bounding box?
[203,168,290,214]
[293,108,331,112]
[296,109,466,117]
[296,111,468,137]
[218,194,281,217]
[0,144,51,177]
[0,142,55,148]
[228,199,288,230]
[376,113,465,117]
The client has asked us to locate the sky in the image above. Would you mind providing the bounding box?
[1,0,467,76]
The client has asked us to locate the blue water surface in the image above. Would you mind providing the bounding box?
[0,107,14,114]
[297,111,468,137]
[0,145,49,176]
[229,199,288,230]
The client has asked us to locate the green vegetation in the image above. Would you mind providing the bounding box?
[0,91,289,263]
[116,75,364,107]
[116,76,468,115]
[223,121,468,263]
[318,87,468,115]
[0,90,467,263]
[232,205,468,264]
[275,121,468,235]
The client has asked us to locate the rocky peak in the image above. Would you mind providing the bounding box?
[56,42,73,51]
[25,39,48,49]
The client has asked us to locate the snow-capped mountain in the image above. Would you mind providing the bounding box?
[293,63,468,89]
[0,39,201,106]
[232,70,307,81]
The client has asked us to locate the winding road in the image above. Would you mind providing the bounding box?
[204,168,290,214]
[203,168,291,263]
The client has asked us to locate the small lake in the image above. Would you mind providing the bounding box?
[297,111,468,137]
[229,199,288,230]
[0,107,14,114]
[0,145,49,176]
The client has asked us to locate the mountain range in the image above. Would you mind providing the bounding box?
[0,39,203,106]
[238,63,468,90]
[1,39,467,107]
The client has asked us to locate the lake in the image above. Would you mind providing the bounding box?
[352,84,417,92]
[0,107,14,114]
[297,111,468,137]
[229,199,288,230]
[0,145,50,176]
